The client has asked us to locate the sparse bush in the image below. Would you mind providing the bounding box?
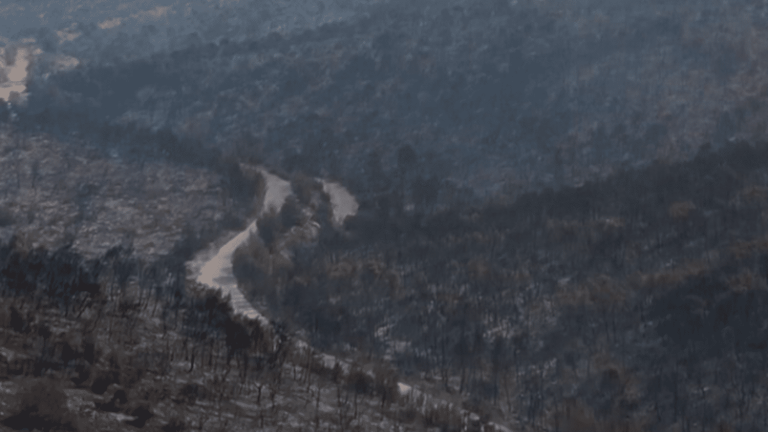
[461,396,492,424]
[118,360,143,389]
[2,45,17,67]
[373,364,399,407]
[423,403,462,432]
[668,200,697,220]
[257,210,283,249]
[346,367,372,395]
[398,406,419,424]
[161,416,187,432]
[81,334,97,365]
[103,387,128,412]
[176,383,200,405]
[291,172,322,205]
[101,350,143,390]
[0,206,14,227]
[8,306,25,333]
[218,212,246,231]
[138,382,172,404]
[2,377,79,431]
[0,354,8,380]
[280,195,305,228]
[70,362,91,387]
[330,362,343,383]
[90,369,117,395]
[126,404,153,428]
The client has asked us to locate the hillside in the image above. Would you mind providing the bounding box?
[12,0,768,198]
[234,139,768,431]
[2,0,768,431]
[2,135,768,431]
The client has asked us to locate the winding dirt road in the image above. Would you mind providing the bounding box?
[186,168,291,325]
[185,169,511,432]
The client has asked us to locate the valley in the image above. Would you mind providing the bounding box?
[2,0,768,431]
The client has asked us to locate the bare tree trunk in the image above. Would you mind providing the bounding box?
[315,383,321,431]
[189,346,195,373]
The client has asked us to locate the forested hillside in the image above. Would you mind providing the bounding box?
[233,139,768,431]
[3,0,768,431]
[18,0,768,197]
[3,136,768,431]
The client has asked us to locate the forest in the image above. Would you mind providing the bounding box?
[3,0,768,431]
[234,139,768,431]
[2,132,768,430]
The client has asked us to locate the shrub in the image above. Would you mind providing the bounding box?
[8,306,25,333]
[81,334,97,364]
[330,362,343,383]
[280,196,304,228]
[161,416,187,432]
[346,367,372,395]
[176,383,200,405]
[90,370,116,395]
[2,378,79,431]
[373,364,399,407]
[70,363,91,387]
[423,403,462,432]
[0,206,14,227]
[126,404,153,428]
[0,354,8,380]
[397,406,419,424]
